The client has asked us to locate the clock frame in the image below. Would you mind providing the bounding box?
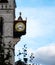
[13,20,26,38]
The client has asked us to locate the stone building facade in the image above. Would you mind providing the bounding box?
[0,0,20,65]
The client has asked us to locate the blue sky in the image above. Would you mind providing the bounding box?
[15,0,55,65]
[16,0,55,7]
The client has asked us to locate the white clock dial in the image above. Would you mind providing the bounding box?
[15,22,25,32]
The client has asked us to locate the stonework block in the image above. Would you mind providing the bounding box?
[3,37,13,43]
[0,0,15,9]
[3,23,13,36]
[0,10,14,14]
[0,14,14,22]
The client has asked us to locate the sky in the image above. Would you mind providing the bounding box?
[15,0,55,65]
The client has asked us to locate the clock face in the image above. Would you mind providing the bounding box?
[15,22,25,32]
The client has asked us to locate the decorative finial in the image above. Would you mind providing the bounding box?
[18,12,23,21]
[19,12,22,16]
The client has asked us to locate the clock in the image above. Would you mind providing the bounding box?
[13,12,26,38]
[15,22,25,32]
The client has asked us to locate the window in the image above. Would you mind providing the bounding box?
[0,0,8,3]
[0,17,3,38]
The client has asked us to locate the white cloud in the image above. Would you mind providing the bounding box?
[33,44,55,65]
